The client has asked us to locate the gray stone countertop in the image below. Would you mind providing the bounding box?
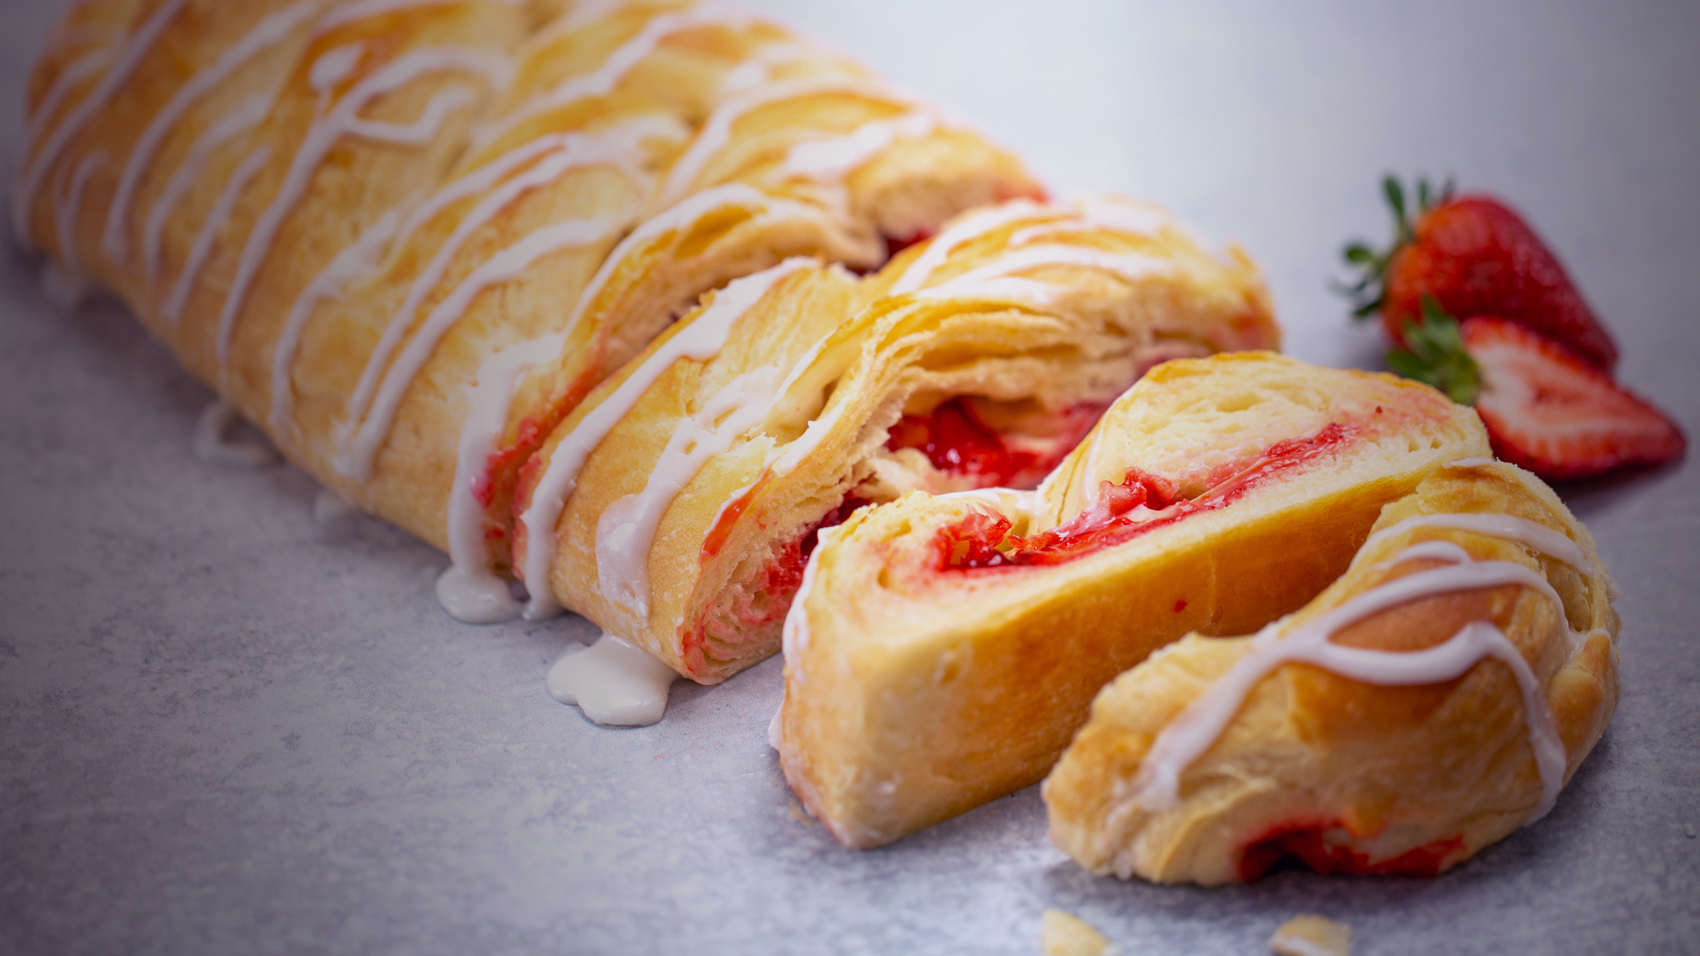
[3,1,1697,953]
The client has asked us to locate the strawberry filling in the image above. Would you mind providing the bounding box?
[935,423,1352,570]
[1237,820,1465,881]
[685,493,871,670]
[887,397,1102,490]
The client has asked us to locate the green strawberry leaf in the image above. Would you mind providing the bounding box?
[1385,296,1481,405]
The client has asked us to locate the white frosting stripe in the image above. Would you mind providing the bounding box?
[333,213,628,480]
[774,111,936,186]
[212,45,509,392]
[22,46,115,154]
[888,199,1053,295]
[550,181,816,350]
[102,0,320,261]
[311,0,524,37]
[270,117,683,441]
[517,257,813,620]
[915,245,1171,301]
[52,151,107,278]
[13,0,190,246]
[1355,512,1592,576]
[546,630,679,726]
[163,145,272,325]
[1005,196,1169,248]
[471,4,750,154]
[142,93,276,283]
[340,132,647,444]
[595,363,785,621]
[267,207,405,436]
[1133,544,1572,826]
[435,331,567,624]
[656,76,924,209]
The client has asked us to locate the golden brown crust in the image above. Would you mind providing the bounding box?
[515,200,1281,684]
[1042,462,1619,884]
[774,354,1490,848]
[17,0,1048,582]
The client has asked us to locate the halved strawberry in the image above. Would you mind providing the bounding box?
[1339,176,1619,371]
[1387,301,1685,481]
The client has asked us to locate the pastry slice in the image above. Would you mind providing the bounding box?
[774,353,1489,848]
[1044,460,1618,883]
[513,195,1278,680]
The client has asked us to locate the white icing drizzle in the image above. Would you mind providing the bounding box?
[164,145,273,325]
[715,39,825,96]
[550,0,632,34]
[308,43,365,94]
[141,92,276,283]
[1354,512,1592,576]
[435,331,565,625]
[266,208,404,436]
[912,275,1061,307]
[51,150,106,280]
[345,85,480,143]
[546,630,680,726]
[887,199,1052,295]
[22,46,115,155]
[471,4,749,154]
[773,110,936,184]
[310,0,523,37]
[915,245,1171,301]
[334,131,650,476]
[193,400,279,466]
[769,392,851,478]
[656,76,924,209]
[1445,456,1499,469]
[13,0,189,246]
[595,363,785,622]
[517,257,812,620]
[266,119,674,437]
[548,181,819,354]
[332,212,628,480]
[101,0,320,262]
[1131,544,1570,823]
[211,46,511,392]
[1005,195,1169,248]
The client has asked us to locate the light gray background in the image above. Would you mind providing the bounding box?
[2,2,1697,954]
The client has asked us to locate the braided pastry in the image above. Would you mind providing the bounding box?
[17,1,1271,689]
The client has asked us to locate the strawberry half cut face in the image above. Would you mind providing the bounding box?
[1463,317,1686,481]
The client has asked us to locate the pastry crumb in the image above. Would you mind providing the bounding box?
[1270,914,1351,956]
[1041,908,1117,956]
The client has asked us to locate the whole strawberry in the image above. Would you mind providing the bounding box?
[1340,177,1619,371]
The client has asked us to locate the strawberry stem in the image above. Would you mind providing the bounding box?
[1384,296,1481,405]
[1335,174,1457,321]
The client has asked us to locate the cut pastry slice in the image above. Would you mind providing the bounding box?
[512,195,1278,681]
[1044,460,1618,884]
[773,353,1490,849]
[458,64,1044,588]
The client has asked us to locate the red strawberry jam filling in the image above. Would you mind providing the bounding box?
[1237,820,1465,880]
[935,422,1353,570]
[887,397,1102,490]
